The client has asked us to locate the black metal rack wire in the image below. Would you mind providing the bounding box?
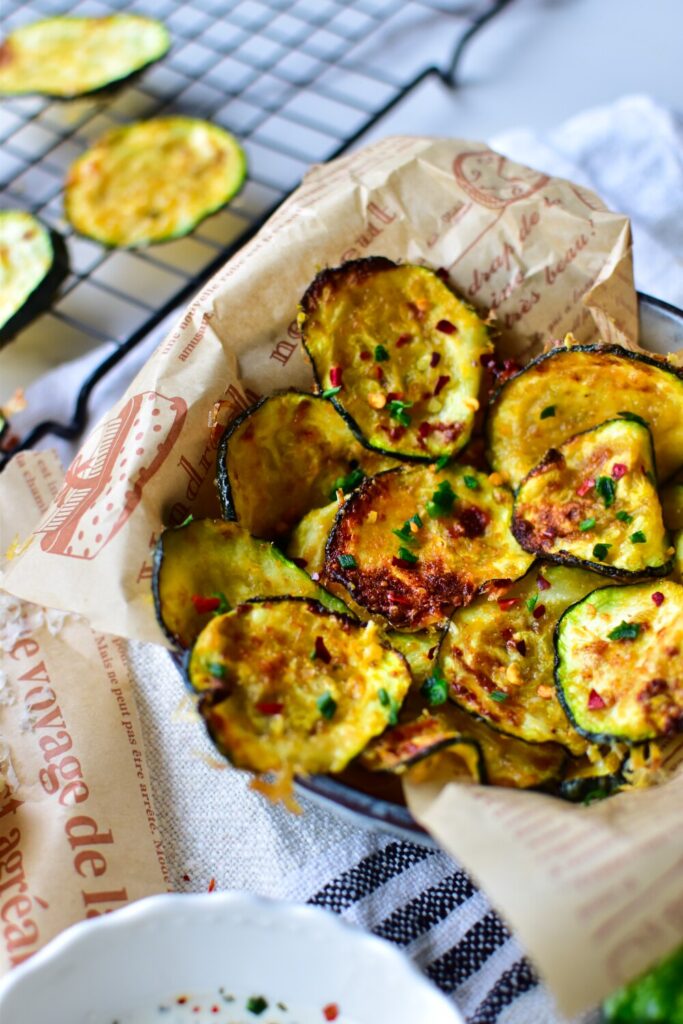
[0,0,514,470]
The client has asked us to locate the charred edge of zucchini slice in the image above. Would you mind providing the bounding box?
[554,580,683,744]
[487,343,683,489]
[186,596,412,776]
[0,218,68,345]
[152,518,349,649]
[558,769,624,804]
[360,715,484,781]
[0,16,171,99]
[299,257,491,463]
[511,418,672,579]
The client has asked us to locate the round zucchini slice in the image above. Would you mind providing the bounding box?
[360,712,484,781]
[0,16,170,98]
[187,598,412,775]
[439,564,601,753]
[217,390,395,541]
[325,464,533,630]
[153,518,348,649]
[65,118,246,248]
[487,344,683,489]
[512,419,672,578]
[0,212,65,343]
[555,580,683,743]
[299,258,492,461]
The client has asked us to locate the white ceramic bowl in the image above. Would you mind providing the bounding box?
[0,891,464,1024]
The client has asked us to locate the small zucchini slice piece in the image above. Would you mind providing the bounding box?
[361,712,484,781]
[0,212,65,343]
[558,754,626,803]
[555,580,683,743]
[0,16,170,98]
[299,258,492,461]
[187,598,412,775]
[218,390,394,540]
[487,344,683,489]
[439,564,600,753]
[512,419,672,577]
[65,117,246,248]
[153,518,348,649]
[325,464,533,630]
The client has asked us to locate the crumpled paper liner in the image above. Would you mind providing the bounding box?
[3,136,677,1014]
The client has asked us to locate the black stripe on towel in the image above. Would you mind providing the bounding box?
[466,958,538,1024]
[373,871,477,946]
[426,911,510,993]
[307,841,435,913]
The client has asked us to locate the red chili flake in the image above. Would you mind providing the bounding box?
[418,421,433,439]
[290,556,308,568]
[436,319,456,334]
[396,333,413,347]
[211,1007,220,1014]
[177,997,188,1005]
[329,366,343,387]
[207,877,216,892]
[374,365,384,382]
[255,701,284,715]
[576,477,595,497]
[359,350,371,361]
[386,391,403,402]
[588,689,606,711]
[611,463,628,480]
[392,556,418,570]
[652,591,665,606]
[315,635,332,663]
[430,351,441,368]
[191,594,221,614]
[537,574,551,591]
[533,604,546,620]
[427,645,438,660]
[434,375,451,397]
[323,1004,340,1022]
[182,873,191,882]
[497,597,519,610]
[386,591,412,606]
[500,627,514,642]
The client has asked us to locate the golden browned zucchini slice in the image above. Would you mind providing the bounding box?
[0,16,170,98]
[487,345,683,489]
[153,518,348,649]
[512,419,672,577]
[65,118,246,248]
[326,465,533,630]
[555,580,683,743]
[0,212,66,343]
[187,598,412,774]
[439,565,600,753]
[299,258,492,461]
[361,712,483,780]
[218,391,395,540]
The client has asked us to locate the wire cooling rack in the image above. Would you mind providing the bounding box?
[0,0,512,467]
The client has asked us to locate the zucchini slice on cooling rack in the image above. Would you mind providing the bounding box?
[152,518,348,649]
[299,258,492,461]
[512,418,672,578]
[487,344,683,489]
[0,15,170,98]
[325,464,532,630]
[217,390,396,541]
[555,580,683,744]
[65,118,246,248]
[187,598,412,775]
[0,212,66,344]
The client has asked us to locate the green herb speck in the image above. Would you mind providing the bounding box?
[596,475,616,508]
[388,399,413,428]
[338,554,357,569]
[463,474,479,490]
[540,405,556,419]
[592,543,611,561]
[397,546,418,563]
[208,661,225,678]
[526,594,539,612]
[608,621,641,641]
[630,530,647,544]
[246,996,268,1015]
[616,510,633,524]
[317,693,337,720]
[579,517,596,532]
[321,386,342,399]
[421,668,448,706]
[491,690,508,702]
[374,344,390,362]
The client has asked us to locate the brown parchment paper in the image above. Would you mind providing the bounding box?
[0,452,169,974]
[3,136,678,1013]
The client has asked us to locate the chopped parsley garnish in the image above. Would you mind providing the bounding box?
[393,514,422,543]
[421,668,448,706]
[579,517,596,531]
[435,454,450,470]
[616,510,634,524]
[618,410,648,426]
[630,530,647,544]
[596,475,616,508]
[491,690,508,702]
[337,554,357,569]
[180,512,194,527]
[378,687,390,706]
[608,621,641,641]
[208,661,225,678]
[410,512,423,528]
[526,594,539,612]
[211,591,230,615]
[317,693,337,720]
[388,399,412,427]
[426,479,456,517]
[592,543,611,561]
[397,546,418,563]
[463,474,479,490]
[378,687,399,725]
[321,386,342,398]
[329,466,365,499]
[374,343,390,362]
[540,405,556,419]
[246,996,268,1015]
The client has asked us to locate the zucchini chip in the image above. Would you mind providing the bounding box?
[153,518,347,649]
[326,465,533,630]
[0,16,170,98]
[439,565,599,753]
[487,344,683,489]
[187,598,412,775]
[65,118,246,248]
[361,713,483,781]
[512,419,672,577]
[555,580,683,743]
[558,759,625,803]
[299,258,492,461]
[0,212,65,343]
[218,391,394,540]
